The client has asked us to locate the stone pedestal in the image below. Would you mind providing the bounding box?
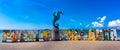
[52,27,60,41]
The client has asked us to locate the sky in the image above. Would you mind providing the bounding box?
[0,0,120,30]
[0,0,120,39]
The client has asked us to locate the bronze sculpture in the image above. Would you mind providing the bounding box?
[52,11,63,41]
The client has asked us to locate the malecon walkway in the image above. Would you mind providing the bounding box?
[1,41,120,50]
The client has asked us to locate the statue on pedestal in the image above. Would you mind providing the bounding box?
[52,11,63,41]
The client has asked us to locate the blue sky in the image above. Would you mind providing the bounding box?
[0,0,120,30]
[0,0,120,39]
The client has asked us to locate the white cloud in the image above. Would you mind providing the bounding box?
[25,16,29,19]
[97,17,101,20]
[59,26,69,29]
[79,23,82,25]
[90,16,106,27]
[100,16,106,23]
[86,24,90,27]
[70,19,76,22]
[0,13,17,24]
[0,23,52,30]
[0,13,53,29]
[92,21,103,27]
[108,19,120,27]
